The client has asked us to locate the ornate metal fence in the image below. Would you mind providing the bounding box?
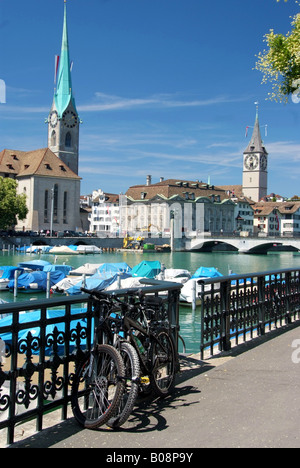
[0,281,181,446]
[198,268,300,359]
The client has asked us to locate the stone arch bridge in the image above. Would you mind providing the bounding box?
[186,236,300,254]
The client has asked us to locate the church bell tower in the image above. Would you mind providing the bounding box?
[47,0,80,175]
[242,106,268,202]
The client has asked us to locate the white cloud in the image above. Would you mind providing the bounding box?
[78,92,248,113]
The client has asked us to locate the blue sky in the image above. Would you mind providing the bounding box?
[1,0,300,197]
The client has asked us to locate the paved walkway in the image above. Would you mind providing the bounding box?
[9,324,300,449]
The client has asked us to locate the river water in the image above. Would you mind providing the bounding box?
[1,249,300,353]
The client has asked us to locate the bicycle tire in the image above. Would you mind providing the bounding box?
[71,344,125,429]
[107,342,140,428]
[149,328,176,398]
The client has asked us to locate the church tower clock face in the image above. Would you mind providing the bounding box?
[245,154,259,171]
[260,154,267,171]
[62,110,78,128]
[49,110,58,128]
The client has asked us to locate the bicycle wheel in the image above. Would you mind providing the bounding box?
[71,344,125,429]
[107,342,140,428]
[150,328,176,398]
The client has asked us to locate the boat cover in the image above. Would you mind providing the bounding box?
[43,264,73,275]
[69,263,103,276]
[76,245,102,254]
[17,259,52,270]
[131,261,161,278]
[0,266,23,280]
[97,263,132,276]
[49,245,79,254]
[191,267,223,279]
[66,272,132,295]
[8,270,66,291]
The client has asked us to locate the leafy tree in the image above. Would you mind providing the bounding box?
[0,177,28,229]
[256,3,300,102]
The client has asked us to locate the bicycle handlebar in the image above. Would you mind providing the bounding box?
[81,287,142,312]
[81,286,144,302]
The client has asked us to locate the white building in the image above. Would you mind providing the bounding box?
[89,189,120,236]
[253,201,300,237]
[122,178,236,238]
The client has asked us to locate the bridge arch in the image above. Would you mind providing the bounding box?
[246,242,299,255]
[190,240,238,252]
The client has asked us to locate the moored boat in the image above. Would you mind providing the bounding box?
[0,266,24,291]
[180,267,223,306]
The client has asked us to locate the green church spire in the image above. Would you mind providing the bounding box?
[54,0,76,117]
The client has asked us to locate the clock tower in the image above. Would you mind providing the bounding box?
[242,107,268,202]
[47,0,80,175]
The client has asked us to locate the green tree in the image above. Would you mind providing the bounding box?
[0,177,28,229]
[256,4,300,102]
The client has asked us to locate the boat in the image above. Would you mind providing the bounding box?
[97,262,132,276]
[76,245,102,254]
[51,276,82,294]
[48,245,79,255]
[0,266,24,291]
[180,267,223,306]
[105,276,147,291]
[8,270,66,294]
[156,268,191,284]
[68,263,103,277]
[17,259,52,271]
[131,260,161,278]
[65,272,132,295]
[43,264,73,276]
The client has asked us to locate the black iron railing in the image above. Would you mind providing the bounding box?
[0,281,181,446]
[198,268,300,359]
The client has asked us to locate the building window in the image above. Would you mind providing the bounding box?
[63,191,68,224]
[44,190,48,223]
[65,132,72,148]
[53,184,58,223]
[51,130,56,147]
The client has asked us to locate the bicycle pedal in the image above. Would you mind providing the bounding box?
[140,376,150,384]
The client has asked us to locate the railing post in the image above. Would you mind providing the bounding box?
[285,272,292,325]
[220,279,231,352]
[199,282,205,360]
[258,276,266,336]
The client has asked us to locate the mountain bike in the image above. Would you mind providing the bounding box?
[70,299,126,429]
[71,287,177,429]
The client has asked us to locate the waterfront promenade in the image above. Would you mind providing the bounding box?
[10,323,300,449]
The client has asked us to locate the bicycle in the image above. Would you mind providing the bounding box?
[71,287,177,429]
[70,299,126,429]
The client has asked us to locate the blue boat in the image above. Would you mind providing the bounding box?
[17,259,52,270]
[191,267,223,279]
[97,262,132,276]
[0,266,24,290]
[131,260,161,278]
[8,270,66,293]
[66,272,132,295]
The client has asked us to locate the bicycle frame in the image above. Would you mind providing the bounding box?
[90,294,172,379]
